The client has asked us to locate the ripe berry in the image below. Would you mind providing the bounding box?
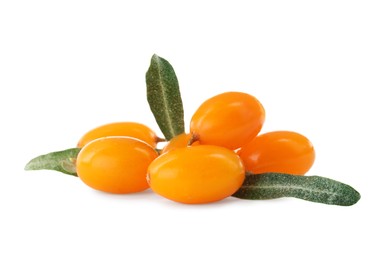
[148,145,245,204]
[190,92,265,150]
[77,122,160,148]
[77,137,158,194]
[161,133,199,154]
[238,131,315,175]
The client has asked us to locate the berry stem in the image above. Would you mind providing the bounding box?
[188,133,200,146]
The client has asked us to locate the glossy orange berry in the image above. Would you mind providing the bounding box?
[77,122,160,148]
[76,137,158,194]
[238,131,315,175]
[161,133,199,154]
[190,92,265,150]
[147,145,245,204]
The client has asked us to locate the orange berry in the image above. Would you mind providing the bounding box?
[76,137,158,194]
[77,122,159,148]
[147,145,245,204]
[238,131,315,175]
[161,133,199,154]
[190,92,265,150]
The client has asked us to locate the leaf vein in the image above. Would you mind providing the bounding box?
[242,184,338,196]
[155,57,175,137]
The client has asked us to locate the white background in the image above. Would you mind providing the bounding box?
[1,1,389,259]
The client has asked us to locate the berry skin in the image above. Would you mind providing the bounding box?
[237,131,315,175]
[147,145,245,204]
[77,122,159,148]
[76,137,158,194]
[161,133,199,154]
[190,92,265,150]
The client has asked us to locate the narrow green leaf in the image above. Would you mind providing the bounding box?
[146,54,184,140]
[233,173,360,206]
[25,148,81,176]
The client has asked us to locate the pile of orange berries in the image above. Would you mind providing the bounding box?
[76,92,315,204]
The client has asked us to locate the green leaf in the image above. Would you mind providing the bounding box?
[232,173,360,206]
[25,148,81,176]
[146,54,184,140]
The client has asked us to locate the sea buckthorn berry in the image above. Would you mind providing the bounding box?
[147,145,245,204]
[238,131,315,175]
[190,92,265,150]
[76,137,158,194]
[161,133,199,154]
[77,122,160,148]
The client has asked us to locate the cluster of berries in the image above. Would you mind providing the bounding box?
[76,91,315,204]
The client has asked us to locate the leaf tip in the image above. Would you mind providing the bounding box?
[24,157,38,171]
[151,53,161,62]
[24,161,32,171]
[345,187,361,206]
